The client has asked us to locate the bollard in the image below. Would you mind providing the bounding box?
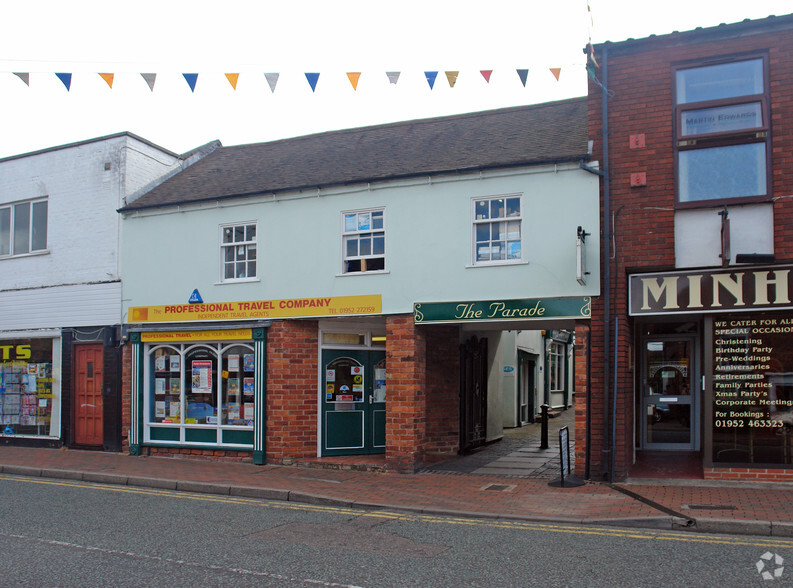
[540,403,549,449]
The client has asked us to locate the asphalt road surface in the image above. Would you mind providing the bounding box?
[0,474,790,587]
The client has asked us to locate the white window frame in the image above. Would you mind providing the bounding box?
[219,221,257,283]
[341,208,386,274]
[548,341,565,393]
[0,197,48,258]
[471,194,523,266]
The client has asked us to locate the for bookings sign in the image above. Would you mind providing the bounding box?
[129,295,381,323]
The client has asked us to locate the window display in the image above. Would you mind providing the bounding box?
[0,338,57,437]
[147,341,255,441]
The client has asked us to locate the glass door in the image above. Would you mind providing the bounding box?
[642,336,698,449]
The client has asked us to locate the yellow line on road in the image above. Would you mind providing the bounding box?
[3,474,792,549]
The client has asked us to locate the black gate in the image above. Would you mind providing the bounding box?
[460,336,488,453]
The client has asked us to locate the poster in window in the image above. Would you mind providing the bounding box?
[228,403,241,421]
[155,378,166,395]
[155,355,166,372]
[228,354,240,372]
[244,402,254,422]
[243,354,254,372]
[170,355,180,372]
[155,401,166,418]
[191,360,213,394]
[243,377,254,398]
[228,378,240,401]
[170,378,181,395]
[169,401,180,418]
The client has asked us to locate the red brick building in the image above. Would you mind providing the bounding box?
[584,14,793,481]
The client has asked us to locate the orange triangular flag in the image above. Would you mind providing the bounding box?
[225,73,239,90]
[445,71,459,87]
[99,73,114,88]
[550,68,561,81]
[480,70,493,83]
[346,72,361,90]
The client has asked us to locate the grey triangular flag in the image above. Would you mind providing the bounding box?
[386,71,400,85]
[141,73,156,91]
[265,73,279,93]
[13,72,29,86]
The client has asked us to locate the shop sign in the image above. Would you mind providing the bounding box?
[129,295,381,324]
[413,297,591,324]
[629,266,793,316]
[141,329,253,342]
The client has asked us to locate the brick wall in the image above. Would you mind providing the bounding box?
[265,320,319,462]
[587,24,793,480]
[424,325,460,462]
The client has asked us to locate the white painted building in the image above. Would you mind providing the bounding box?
[119,99,600,470]
[0,133,217,449]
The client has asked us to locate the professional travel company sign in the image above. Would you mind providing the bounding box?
[413,297,591,324]
[129,295,381,323]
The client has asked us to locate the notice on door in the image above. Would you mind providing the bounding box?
[712,313,793,465]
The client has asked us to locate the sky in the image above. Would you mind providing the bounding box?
[1,0,792,158]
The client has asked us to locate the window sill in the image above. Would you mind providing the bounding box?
[337,270,390,277]
[0,249,50,260]
[214,277,261,285]
[466,260,529,269]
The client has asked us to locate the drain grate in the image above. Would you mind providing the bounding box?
[684,504,737,511]
[481,483,516,492]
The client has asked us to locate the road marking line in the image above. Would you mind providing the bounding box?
[2,474,792,549]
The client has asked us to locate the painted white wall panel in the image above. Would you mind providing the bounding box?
[121,164,601,316]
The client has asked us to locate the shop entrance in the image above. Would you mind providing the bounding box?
[641,335,699,450]
[74,344,104,447]
[518,351,536,424]
[321,348,386,456]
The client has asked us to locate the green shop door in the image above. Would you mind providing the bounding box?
[321,349,386,456]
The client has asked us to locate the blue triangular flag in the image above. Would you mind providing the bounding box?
[305,72,320,92]
[516,69,529,87]
[56,73,72,91]
[183,73,198,92]
[188,289,203,304]
[425,71,438,89]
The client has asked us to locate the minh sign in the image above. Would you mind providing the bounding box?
[629,266,793,316]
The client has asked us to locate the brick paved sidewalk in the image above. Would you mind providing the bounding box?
[2,444,793,536]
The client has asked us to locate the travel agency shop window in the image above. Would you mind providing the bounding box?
[128,327,266,463]
[0,336,60,439]
[674,55,769,207]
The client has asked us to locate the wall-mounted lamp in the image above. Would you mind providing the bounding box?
[576,226,590,286]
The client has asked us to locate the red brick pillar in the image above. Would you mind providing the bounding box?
[265,320,319,462]
[573,322,590,477]
[386,315,427,473]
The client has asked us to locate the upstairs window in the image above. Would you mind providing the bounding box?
[674,56,769,206]
[220,222,256,281]
[472,194,522,264]
[0,199,48,257]
[342,209,385,273]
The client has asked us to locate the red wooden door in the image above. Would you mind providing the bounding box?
[74,344,104,446]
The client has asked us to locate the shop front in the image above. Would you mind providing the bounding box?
[630,265,793,480]
[0,335,61,443]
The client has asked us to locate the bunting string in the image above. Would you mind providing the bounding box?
[3,66,583,94]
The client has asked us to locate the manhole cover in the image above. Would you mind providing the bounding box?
[481,483,516,492]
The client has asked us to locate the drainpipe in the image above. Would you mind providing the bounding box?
[601,45,612,482]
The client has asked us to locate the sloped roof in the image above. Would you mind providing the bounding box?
[122,97,589,211]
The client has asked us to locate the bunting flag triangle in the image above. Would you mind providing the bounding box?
[424,71,438,90]
[183,73,198,92]
[305,72,320,92]
[480,70,493,83]
[225,73,239,90]
[516,69,529,87]
[99,73,114,88]
[445,71,459,88]
[346,72,361,91]
[13,72,29,86]
[264,73,279,93]
[141,73,156,91]
[549,67,562,81]
[56,73,72,91]
[386,71,400,85]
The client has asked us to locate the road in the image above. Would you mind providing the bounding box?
[0,474,790,587]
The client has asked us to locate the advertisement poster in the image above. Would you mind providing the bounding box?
[243,354,255,372]
[191,360,213,394]
[228,354,240,372]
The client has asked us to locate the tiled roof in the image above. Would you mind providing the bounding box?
[122,97,588,211]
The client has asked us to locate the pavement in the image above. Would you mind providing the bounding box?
[2,410,793,538]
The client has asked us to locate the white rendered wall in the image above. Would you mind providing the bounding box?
[121,163,600,317]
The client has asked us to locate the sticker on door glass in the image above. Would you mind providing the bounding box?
[326,369,335,382]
